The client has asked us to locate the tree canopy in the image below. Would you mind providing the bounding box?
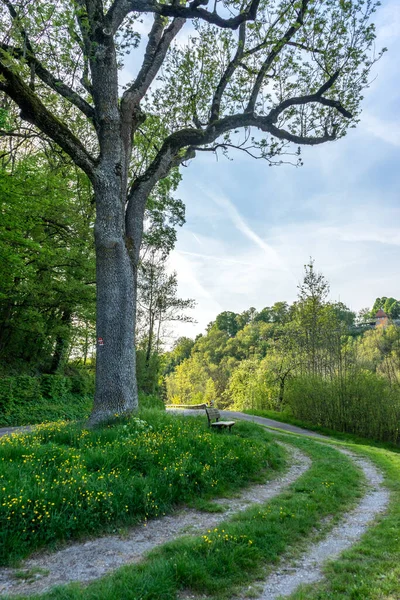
[0,0,383,422]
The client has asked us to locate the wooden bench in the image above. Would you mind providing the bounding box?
[205,406,235,432]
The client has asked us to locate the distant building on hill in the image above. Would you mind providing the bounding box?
[351,308,395,335]
[374,308,389,328]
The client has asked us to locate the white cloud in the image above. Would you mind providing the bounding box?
[375,2,400,42]
[179,250,253,266]
[202,188,290,271]
[361,113,400,147]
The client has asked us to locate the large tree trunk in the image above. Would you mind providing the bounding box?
[89,173,139,425]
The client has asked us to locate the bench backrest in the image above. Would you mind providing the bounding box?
[205,407,220,424]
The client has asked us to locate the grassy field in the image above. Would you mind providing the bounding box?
[3,432,364,600]
[3,409,399,600]
[0,410,283,566]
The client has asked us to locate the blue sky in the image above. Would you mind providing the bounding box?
[162,0,400,339]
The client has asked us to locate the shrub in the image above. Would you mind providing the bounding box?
[40,375,71,399]
[0,376,42,415]
[0,374,93,427]
[285,372,400,444]
[138,392,165,410]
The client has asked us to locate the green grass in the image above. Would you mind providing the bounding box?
[0,410,283,566]
[7,433,364,600]
[243,407,344,434]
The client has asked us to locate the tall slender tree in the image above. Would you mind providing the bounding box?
[0,0,382,422]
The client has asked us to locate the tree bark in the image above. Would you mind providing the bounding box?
[89,172,138,424]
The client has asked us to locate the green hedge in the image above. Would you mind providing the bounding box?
[0,373,95,426]
[0,373,164,426]
[0,376,42,412]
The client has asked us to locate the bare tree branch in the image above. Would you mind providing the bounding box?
[106,0,261,34]
[210,22,246,122]
[0,45,96,122]
[266,122,336,145]
[285,41,324,54]
[267,71,352,122]
[246,0,310,113]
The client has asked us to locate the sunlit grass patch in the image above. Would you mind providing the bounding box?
[0,410,283,565]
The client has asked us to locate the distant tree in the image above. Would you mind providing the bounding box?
[331,302,356,327]
[213,311,240,337]
[254,302,290,324]
[370,297,400,319]
[295,259,330,375]
[254,307,273,323]
[358,325,400,387]
[137,251,196,364]
[357,307,372,324]
[236,307,258,330]
[270,301,291,324]
[371,297,387,314]
[166,354,215,405]
[383,298,400,319]
[163,336,195,375]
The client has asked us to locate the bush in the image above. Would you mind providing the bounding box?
[136,350,162,395]
[285,372,400,444]
[0,374,94,427]
[0,371,165,426]
[0,376,42,415]
[138,392,165,410]
[0,378,13,414]
[68,371,95,395]
[40,374,71,399]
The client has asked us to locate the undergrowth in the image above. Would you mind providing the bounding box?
[0,392,164,427]
[243,408,400,451]
[0,411,283,565]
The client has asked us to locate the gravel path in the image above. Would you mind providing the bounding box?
[175,414,389,600]
[255,447,389,600]
[0,425,32,438]
[0,444,310,597]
